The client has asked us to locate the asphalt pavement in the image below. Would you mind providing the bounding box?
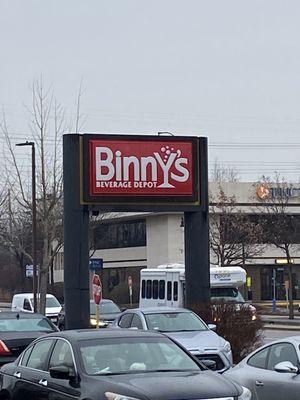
[263,328,300,344]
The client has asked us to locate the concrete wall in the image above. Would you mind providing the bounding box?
[146,214,184,268]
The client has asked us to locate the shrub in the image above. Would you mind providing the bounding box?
[193,301,263,363]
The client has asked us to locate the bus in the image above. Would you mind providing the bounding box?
[139,263,247,308]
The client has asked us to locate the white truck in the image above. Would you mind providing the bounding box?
[139,263,248,308]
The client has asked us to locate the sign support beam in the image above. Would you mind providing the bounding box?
[63,134,90,329]
[185,137,210,309]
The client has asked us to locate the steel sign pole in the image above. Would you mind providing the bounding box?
[184,137,210,311]
[63,134,90,329]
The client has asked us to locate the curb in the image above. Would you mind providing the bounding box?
[263,324,300,331]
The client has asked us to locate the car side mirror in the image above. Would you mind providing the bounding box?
[208,324,217,331]
[274,361,299,374]
[50,365,74,380]
[201,359,217,371]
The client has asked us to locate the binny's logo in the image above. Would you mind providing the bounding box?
[95,144,190,190]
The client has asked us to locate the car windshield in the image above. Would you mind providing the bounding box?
[144,312,208,332]
[210,288,245,303]
[0,317,55,332]
[80,337,200,375]
[30,297,61,308]
[90,301,120,315]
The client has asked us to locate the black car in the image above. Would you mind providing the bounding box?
[0,312,58,366]
[0,329,251,400]
[58,299,121,330]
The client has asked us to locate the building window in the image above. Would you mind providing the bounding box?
[93,220,146,250]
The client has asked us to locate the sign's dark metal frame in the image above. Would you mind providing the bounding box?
[81,134,207,212]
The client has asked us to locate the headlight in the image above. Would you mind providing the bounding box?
[90,319,108,328]
[238,386,252,400]
[105,392,140,400]
[223,341,231,353]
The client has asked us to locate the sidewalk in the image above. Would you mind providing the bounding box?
[252,301,300,330]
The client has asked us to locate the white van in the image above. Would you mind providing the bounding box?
[11,293,62,323]
[139,264,247,308]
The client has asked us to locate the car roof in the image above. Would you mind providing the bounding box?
[45,328,165,341]
[125,307,191,314]
[0,311,47,319]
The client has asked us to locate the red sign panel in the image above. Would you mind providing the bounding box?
[92,274,102,305]
[89,139,194,197]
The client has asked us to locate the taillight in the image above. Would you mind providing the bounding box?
[0,340,12,356]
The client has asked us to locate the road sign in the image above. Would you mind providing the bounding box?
[92,274,102,305]
[25,264,33,278]
[89,258,103,270]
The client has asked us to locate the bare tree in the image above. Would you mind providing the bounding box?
[0,193,33,291]
[210,159,240,183]
[256,175,299,319]
[0,77,66,314]
[210,185,264,267]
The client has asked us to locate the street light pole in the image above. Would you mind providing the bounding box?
[16,141,37,313]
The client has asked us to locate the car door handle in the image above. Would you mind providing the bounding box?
[38,379,48,387]
[13,371,21,379]
[255,380,264,387]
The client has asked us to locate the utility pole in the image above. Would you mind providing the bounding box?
[16,141,37,313]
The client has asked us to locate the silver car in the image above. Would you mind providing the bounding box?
[112,307,233,372]
[224,336,300,400]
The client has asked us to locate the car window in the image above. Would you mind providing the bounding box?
[0,317,56,332]
[90,301,121,315]
[131,314,143,330]
[26,339,54,371]
[20,345,34,366]
[49,340,75,373]
[145,312,207,332]
[159,280,165,299]
[119,313,133,328]
[267,343,298,371]
[247,347,270,369]
[23,299,32,311]
[79,337,200,375]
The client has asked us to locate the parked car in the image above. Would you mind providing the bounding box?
[58,299,121,330]
[112,307,233,372]
[224,336,300,400]
[0,312,58,366]
[11,293,62,323]
[0,329,251,400]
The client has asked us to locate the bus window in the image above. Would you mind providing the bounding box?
[173,281,178,301]
[159,280,165,299]
[153,280,158,299]
[141,280,146,299]
[167,281,172,301]
[146,280,152,299]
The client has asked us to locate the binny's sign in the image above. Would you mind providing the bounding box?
[82,134,203,209]
[90,139,193,195]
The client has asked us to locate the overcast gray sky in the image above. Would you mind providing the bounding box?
[1,0,300,180]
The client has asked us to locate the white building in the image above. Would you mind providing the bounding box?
[54,182,300,305]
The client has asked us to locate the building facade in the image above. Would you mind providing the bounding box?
[54,181,300,306]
